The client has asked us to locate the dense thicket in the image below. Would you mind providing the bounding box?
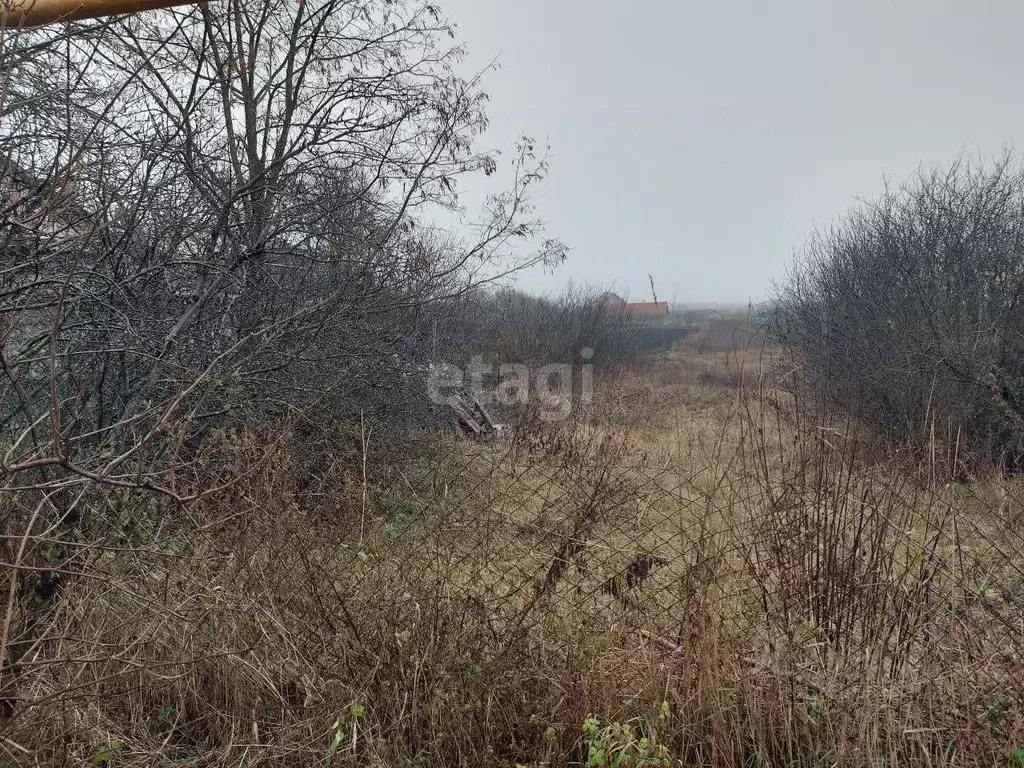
[0,0,567,495]
[779,156,1024,470]
[447,286,642,369]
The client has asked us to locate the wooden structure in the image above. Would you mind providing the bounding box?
[1,0,203,28]
[446,388,504,440]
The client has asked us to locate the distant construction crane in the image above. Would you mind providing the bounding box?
[2,0,203,28]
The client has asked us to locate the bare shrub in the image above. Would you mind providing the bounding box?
[448,285,644,370]
[778,155,1024,472]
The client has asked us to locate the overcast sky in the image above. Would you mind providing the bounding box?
[439,0,1024,304]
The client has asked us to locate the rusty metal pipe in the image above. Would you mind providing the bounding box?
[2,0,204,28]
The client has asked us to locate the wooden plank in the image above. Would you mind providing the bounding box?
[1,0,205,28]
[468,393,496,431]
[447,397,481,435]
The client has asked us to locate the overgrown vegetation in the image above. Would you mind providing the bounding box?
[448,286,643,371]
[5,349,1024,766]
[0,0,572,476]
[778,155,1024,471]
[2,3,1024,767]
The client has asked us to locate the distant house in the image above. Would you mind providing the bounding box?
[599,292,670,318]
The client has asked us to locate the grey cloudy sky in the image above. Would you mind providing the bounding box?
[440,0,1024,304]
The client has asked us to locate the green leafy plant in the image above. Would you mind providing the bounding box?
[582,716,671,768]
[329,701,366,759]
[88,739,124,767]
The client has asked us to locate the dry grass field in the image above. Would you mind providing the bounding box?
[5,347,1024,767]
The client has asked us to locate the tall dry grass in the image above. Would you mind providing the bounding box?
[3,349,1024,767]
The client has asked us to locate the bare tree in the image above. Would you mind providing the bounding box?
[0,0,565,481]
